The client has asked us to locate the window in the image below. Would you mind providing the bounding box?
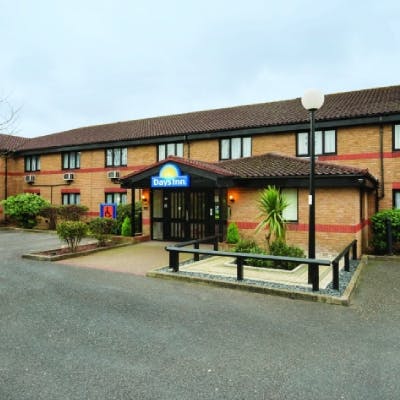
[105,192,127,204]
[62,193,80,205]
[62,151,81,169]
[394,190,400,209]
[220,137,252,160]
[282,188,298,222]
[25,155,41,172]
[297,130,336,156]
[106,147,127,167]
[158,143,184,161]
[393,125,400,150]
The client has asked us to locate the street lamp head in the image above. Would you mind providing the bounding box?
[301,89,324,111]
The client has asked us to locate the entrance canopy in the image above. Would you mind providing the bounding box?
[120,156,235,189]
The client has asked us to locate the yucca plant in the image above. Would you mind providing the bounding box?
[256,186,289,246]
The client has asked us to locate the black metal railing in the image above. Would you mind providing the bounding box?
[331,240,358,290]
[165,237,330,291]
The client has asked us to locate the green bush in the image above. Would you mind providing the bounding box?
[58,204,88,221]
[371,209,400,254]
[121,216,132,237]
[88,217,117,246]
[226,222,240,244]
[1,193,50,228]
[114,202,142,235]
[268,240,306,270]
[233,239,305,270]
[56,221,88,252]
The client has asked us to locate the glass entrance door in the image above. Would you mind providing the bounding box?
[151,189,215,241]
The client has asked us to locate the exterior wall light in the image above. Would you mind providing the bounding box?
[229,194,235,203]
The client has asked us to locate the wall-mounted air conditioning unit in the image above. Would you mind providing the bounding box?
[107,171,120,180]
[24,175,35,184]
[63,173,74,181]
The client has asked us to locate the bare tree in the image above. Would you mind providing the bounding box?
[0,95,19,135]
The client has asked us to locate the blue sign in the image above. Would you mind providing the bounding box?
[100,203,117,219]
[151,163,190,188]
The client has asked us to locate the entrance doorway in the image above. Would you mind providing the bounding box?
[151,189,218,241]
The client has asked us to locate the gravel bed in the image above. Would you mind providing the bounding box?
[159,259,360,297]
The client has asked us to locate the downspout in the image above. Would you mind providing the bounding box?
[185,135,190,159]
[4,153,7,199]
[378,120,384,202]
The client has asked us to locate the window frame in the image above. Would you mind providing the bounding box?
[24,155,41,172]
[158,142,184,161]
[281,188,298,222]
[393,124,400,151]
[62,193,81,205]
[105,147,128,167]
[296,129,337,157]
[62,151,81,170]
[105,192,127,205]
[219,136,252,160]
[393,190,400,209]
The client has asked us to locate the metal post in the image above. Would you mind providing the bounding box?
[308,109,316,260]
[236,257,243,281]
[332,261,339,290]
[213,235,218,251]
[194,242,200,262]
[344,252,350,272]
[170,250,179,272]
[352,240,358,260]
[312,264,319,291]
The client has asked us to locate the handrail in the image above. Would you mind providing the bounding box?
[165,244,330,291]
[331,240,357,290]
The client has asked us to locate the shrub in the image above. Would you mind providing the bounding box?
[234,239,270,268]
[56,221,88,252]
[268,240,306,270]
[121,216,132,237]
[256,186,289,245]
[88,217,117,246]
[1,193,50,228]
[114,202,142,235]
[226,222,240,244]
[58,204,88,221]
[371,209,400,254]
[39,205,59,230]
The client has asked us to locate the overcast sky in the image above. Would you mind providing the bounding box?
[1,0,400,138]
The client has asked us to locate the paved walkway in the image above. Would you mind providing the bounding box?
[56,241,185,276]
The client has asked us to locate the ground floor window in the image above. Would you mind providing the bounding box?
[282,188,298,222]
[105,192,127,204]
[393,190,400,209]
[62,193,80,205]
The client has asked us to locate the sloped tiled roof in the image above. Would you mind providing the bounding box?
[218,153,376,180]
[18,84,400,152]
[121,153,377,184]
[0,134,29,152]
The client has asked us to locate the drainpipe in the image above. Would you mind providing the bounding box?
[4,153,7,199]
[378,120,385,201]
[185,135,190,159]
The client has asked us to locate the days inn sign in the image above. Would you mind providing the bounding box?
[151,163,190,188]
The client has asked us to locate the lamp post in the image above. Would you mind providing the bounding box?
[301,89,324,262]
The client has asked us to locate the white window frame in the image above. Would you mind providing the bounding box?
[220,137,252,160]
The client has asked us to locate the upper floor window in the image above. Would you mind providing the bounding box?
[393,124,400,150]
[25,155,40,172]
[158,143,183,161]
[62,193,80,205]
[106,147,127,167]
[220,137,251,160]
[62,151,81,169]
[297,130,336,156]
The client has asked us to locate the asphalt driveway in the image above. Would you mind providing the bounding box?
[1,229,399,399]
